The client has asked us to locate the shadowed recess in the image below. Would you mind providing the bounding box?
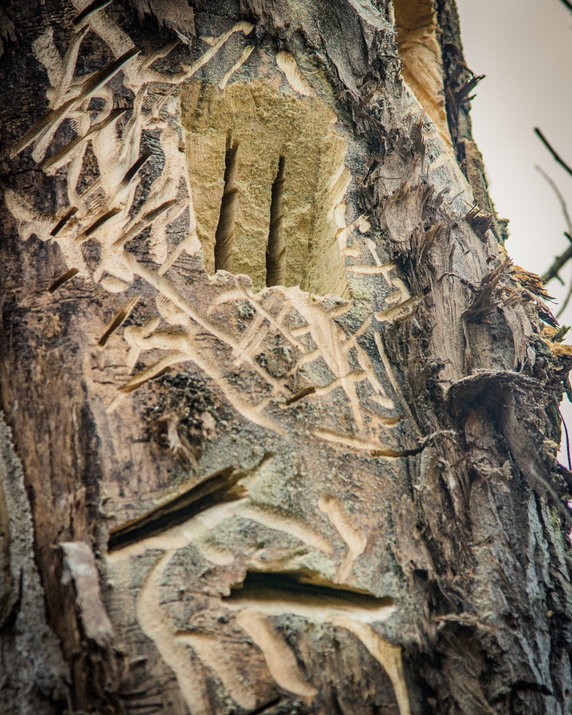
[183,81,349,296]
[393,0,451,145]
[224,571,395,618]
[48,268,79,293]
[214,138,239,272]
[50,207,78,236]
[266,156,286,286]
[108,466,244,551]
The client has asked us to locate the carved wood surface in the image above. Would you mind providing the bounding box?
[1,0,571,713]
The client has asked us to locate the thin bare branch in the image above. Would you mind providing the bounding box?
[558,284,572,317]
[559,0,572,13]
[537,166,572,315]
[536,165,572,236]
[542,236,572,285]
[535,127,572,178]
[558,242,572,317]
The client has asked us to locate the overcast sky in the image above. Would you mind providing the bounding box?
[456,0,572,457]
[456,0,572,301]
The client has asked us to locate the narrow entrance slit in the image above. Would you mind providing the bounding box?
[266,155,286,286]
[214,138,239,271]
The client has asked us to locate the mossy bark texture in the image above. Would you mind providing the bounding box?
[1,0,571,713]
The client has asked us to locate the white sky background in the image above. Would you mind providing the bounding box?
[456,0,572,461]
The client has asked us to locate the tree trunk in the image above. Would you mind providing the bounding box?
[1,0,571,713]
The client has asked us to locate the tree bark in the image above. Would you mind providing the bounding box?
[1,0,571,713]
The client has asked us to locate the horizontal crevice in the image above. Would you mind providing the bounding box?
[119,364,173,394]
[246,696,283,715]
[112,199,182,250]
[225,571,394,608]
[369,444,426,458]
[141,198,179,223]
[108,466,243,551]
[44,108,127,171]
[78,207,121,242]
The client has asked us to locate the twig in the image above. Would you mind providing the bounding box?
[559,406,572,470]
[557,243,572,318]
[534,127,572,178]
[537,166,572,315]
[536,166,572,236]
[542,236,572,285]
[559,0,572,13]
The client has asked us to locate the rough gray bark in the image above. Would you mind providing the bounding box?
[1,0,571,713]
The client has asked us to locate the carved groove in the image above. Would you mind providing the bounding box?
[266,156,286,286]
[224,572,395,608]
[72,0,112,26]
[11,46,140,158]
[50,207,77,236]
[214,139,239,272]
[283,385,316,406]
[48,268,79,293]
[246,696,282,715]
[108,467,243,551]
[78,208,121,242]
[120,151,152,187]
[44,108,126,171]
[98,296,140,347]
[111,199,181,250]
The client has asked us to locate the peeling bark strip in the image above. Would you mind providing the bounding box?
[60,541,115,647]
[1,0,571,713]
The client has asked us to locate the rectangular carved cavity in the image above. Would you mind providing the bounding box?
[393,0,451,145]
[182,81,349,296]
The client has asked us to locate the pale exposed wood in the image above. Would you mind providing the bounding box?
[1,0,571,713]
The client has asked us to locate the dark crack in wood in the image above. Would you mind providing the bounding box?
[43,108,127,171]
[48,268,79,293]
[73,0,113,26]
[214,139,239,272]
[120,151,152,187]
[266,155,286,287]
[108,466,244,551]
[224,571,395,608]
[283,386,316,406]
[77,208,122,242]
[98,297,139,347]
[50,207,78,236]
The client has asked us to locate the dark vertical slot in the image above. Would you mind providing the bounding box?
[266,156,286,286]
[214,139,239,272]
